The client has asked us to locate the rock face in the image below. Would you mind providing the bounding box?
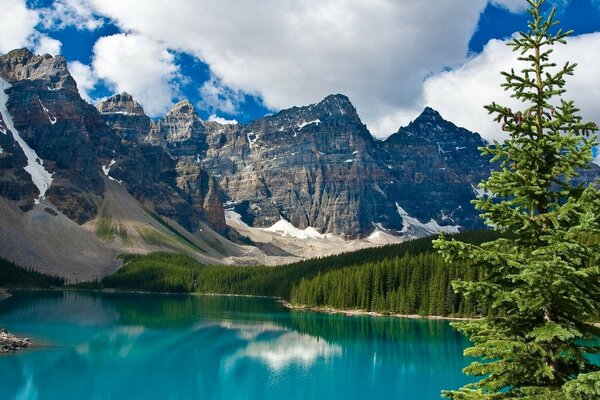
[96,92,150,143]
[147,99,208,156]
[0,328,31,353]
[143,94,498,238]
[195,94,395,238]
[1,49,106,221]
[0,49,227,235]
[178,96,490,238]
[97,95,227,233]
[381,107,490,230]
[4,48,598,245]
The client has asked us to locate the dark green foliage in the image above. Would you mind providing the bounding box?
[0,257,65,288]
[435,1,600,398]
[97,230,497,318]
[103,253,203,293]
[289,253,484,317]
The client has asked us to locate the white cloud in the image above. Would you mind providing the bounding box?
[68,61,96,102]
[92,33,180,117]
[208,114,238,125]
[7,0,595,140]
[39,0,104,31]
[198,76,245,115]
[0,0,39,54]
[491,0,527,12]
[422,32,600,142]
[81,0,492,136]
[33,35,62,55]
[491,0,570,13]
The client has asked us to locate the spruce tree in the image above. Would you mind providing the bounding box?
[434,0,600,398]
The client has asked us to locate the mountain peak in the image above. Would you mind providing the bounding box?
[417,107,442,120]
[167,99,198,117]
[97,92,146,116]
[312,93,358,118]
[0,48,75,91]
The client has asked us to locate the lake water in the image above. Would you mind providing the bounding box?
[0,291,472,400]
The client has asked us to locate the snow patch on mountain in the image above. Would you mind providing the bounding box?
[225,209,250,228]
[296,119,321,130]
[396,202,460,236]
[263,218,325,240]
[246,131,259,147]
[471,183,492,199]
[1,78,53,203]
[38,99,57,125]
[101,159,122,183]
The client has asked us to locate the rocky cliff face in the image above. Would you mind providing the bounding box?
[96,92,150,143]
[194,95,395,238]
[8,48,597,244]
[381,107,490,229]
[141,93,496,238]
[147,100,207,156]
[0,49,106,222]
[0,49,226,235]
[98,94,226,233]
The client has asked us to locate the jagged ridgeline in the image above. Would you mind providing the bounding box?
[2,48,599,278]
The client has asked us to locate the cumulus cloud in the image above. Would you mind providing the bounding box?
[81,0,493,136]
[422,32,600,142]
[491,0,528,12]
[7,0,597,140]
[92,33,181,116]
[33,35,62,55]
[0,0,39,54]
[39,0,104,31]
[491,0,570,13]
[68,60,96,102]
[198,76,245,115]
[208,114,238,125]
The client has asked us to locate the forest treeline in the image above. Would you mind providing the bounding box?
[96,230,498,316]
[0,257,65,288]
[1,231,498,317]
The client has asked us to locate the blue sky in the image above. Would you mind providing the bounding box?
[2,0,600,138]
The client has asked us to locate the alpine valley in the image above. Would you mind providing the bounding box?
[1,48,595,280]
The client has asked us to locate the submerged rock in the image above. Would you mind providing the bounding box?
[0,328,31,353]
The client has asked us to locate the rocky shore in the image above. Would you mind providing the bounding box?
[0,328,30,353]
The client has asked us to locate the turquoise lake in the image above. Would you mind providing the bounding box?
[0,290,473,400]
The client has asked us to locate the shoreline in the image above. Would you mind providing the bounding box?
[5,287,473,321]
[5,286,599,327]
[281,301,477,321]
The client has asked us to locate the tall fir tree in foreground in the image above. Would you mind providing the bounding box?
[435,1,600,398]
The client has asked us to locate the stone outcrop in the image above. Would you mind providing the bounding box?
[96,92,151,143]
[0,328,30,353]
[147,99,208,156]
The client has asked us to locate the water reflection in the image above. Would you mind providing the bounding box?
[227,331,342,371]
[0,291,473,400]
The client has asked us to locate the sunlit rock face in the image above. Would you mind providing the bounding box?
[5,49,599,241]
[96,92,151,143]
[190,96,493,238]
[0,49,226,234]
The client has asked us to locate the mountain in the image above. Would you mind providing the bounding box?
[153,96,487,239]
[0,49,261,278]
[5,48,594,278]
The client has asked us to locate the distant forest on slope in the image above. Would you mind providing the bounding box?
[99,230,498,317]
[1,231,500,317]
